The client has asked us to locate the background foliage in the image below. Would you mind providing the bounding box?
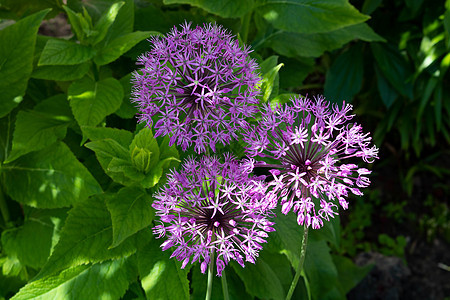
[0,0,449,299]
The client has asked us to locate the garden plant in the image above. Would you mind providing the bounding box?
[0,0,449,299]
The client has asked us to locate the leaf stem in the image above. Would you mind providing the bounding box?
[221,269,230,300]
[286,223,309,300]
[205,248,215,300]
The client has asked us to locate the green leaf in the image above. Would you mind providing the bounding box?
[35,195,149,279]
[417,76,438,121]
[271,213,304,267]
[94,31,157,66]
[232,257,285,300]
[331,255,373,294]
[324,44,364,103]
[256,0,369,34]
[106,187,154,249]
[0,9,50,118]
[162,0,254,18]
[375,65,398,109]
[38,39,95,66]
[12,257,136,300]
[260,56,283,102]
[63,5,86,42]
[90,1,125,45]
[68,76,123,129]
[138,238,190,300]
[304,239,338,299]
[31,62,90,81]
[371,43,413,99]
[3,142,102,208]
[115,73,137,119]
[268,23,385,58]
[6,94,73,163]
[1,210,63,269]
[84,127,137,185]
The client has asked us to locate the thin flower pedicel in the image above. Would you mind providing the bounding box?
[152,154,276,276]
[244,95,379,229]
[132,22,260,153]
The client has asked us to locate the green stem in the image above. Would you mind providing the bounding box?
[240,11,252,44]
[205,248,215,300]
[286,223,309,300]
[221,269,230,300]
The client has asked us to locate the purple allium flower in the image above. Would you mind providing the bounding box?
[244,95,379,229]
[131,22,261,153]
[152,154,276,276]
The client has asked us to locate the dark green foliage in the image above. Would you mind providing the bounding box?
[0,0,448,299]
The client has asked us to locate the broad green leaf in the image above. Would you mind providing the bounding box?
[38,39,95,66]
[371,43,413,99]
[106,0,135,39]
[3,142,102,208]
[159,135,180,167]
[1,208,67,269]
[324,44,364,103]
[362,0,383,14]
[271,213,304,267]
[260,56,283,102]
[90,2,125,45]
[268,23,385,58]
[83,126,133,145]
[331,255,373,294]
[106,187,154,248]
[31,62,90,81]
[138,238,190,300]
[6,94,73,163]
[0,9,50,118]
[162,0,254,18]
[375,65,398,109]
[12,257,136,300]
[63,5,86,42]
[232,257,285,300]
[68,76,123,129]
[304,239,338,300]
[417,76,438,121]
[115,73,137,119]
[309,214,340,248]
[35,195,149,279]
[94,31,157,65]
[141,157,180,189]
[0,112,14,163]
[256,0,369,34]
[0,0,58,19]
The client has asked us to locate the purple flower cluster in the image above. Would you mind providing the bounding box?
[131,22,260,153]
[244,95,379,229]
[152,154,276,276]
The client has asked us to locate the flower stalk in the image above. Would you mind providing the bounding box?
[286,223,309,300]
[205,248,215,300]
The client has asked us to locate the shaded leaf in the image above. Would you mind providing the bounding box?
[375,65,398,109]
[4,142,102,208]
[268,23,384,58]
[138,238,190,300]
[232,257,285,300]
[332,255,373,294]
[256,0,369,34]
[90,1,125,45]
[162,0,254,18]
[324,44,364,103]
[0,9,50,118]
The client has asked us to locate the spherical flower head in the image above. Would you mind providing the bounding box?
[152,154,276,276]
[243,95,379,229]
[131,22,261,154]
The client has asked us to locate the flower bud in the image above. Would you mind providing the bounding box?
[131,146,152,174]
